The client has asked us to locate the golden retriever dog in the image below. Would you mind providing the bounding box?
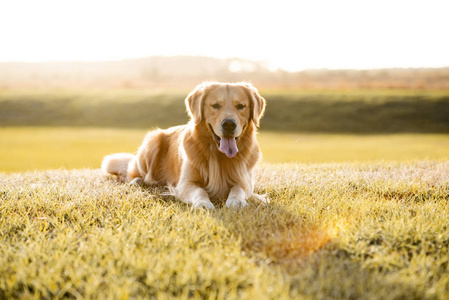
[101,82,266,209]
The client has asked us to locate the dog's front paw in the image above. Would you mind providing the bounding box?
[226,197,248,209]
[192,199,215,210]
[129,177,143,185]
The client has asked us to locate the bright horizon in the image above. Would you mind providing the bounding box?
[1,0,448,71]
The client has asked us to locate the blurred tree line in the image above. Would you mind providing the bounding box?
[0,56,448,89]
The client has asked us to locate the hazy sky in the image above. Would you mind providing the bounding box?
[1,0,448,71]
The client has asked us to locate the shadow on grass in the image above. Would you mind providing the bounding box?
[111,180,431,299]
[210,201,331,273]
[211,201,431,299]
[126,180,333,272]
[131,183,336,271]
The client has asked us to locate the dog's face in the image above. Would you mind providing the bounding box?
[204,85,250,147]
[186,82,265,158]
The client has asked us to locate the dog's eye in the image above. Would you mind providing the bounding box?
[211,103,221,110]
[236,104,245,110]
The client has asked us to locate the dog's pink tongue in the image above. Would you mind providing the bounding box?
[219,137,238,158]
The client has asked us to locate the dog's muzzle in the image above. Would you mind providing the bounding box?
[208,123,239,158]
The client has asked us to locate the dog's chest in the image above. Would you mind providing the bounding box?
[203,158,250,200]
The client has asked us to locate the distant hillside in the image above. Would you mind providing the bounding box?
[1,89,448,133]
[0,56,448,89]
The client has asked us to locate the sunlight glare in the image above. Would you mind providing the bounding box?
[0,0,448,70]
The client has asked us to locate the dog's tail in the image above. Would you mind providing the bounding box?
[101,153,135,179]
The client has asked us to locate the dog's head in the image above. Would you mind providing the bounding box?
[185,82,266,158]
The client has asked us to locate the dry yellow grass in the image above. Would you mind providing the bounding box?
[1,161,448,299]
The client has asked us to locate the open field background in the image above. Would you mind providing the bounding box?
[1,87,449,298]
[1,89,449,133]
[1,89,449,172]
[1,127,449,172]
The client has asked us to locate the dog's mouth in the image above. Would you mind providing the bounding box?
[208,124,239,158]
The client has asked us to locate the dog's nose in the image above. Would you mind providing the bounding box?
[221,119,237,134]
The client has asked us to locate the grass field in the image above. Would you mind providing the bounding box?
[1,161,448,299]
[1,127,449,172]
[1,88,448,298]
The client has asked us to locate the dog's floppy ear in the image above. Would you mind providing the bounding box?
[242,83,266,127]
[185,83,208,124]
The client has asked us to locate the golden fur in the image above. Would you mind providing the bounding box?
[101,82,266,209]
